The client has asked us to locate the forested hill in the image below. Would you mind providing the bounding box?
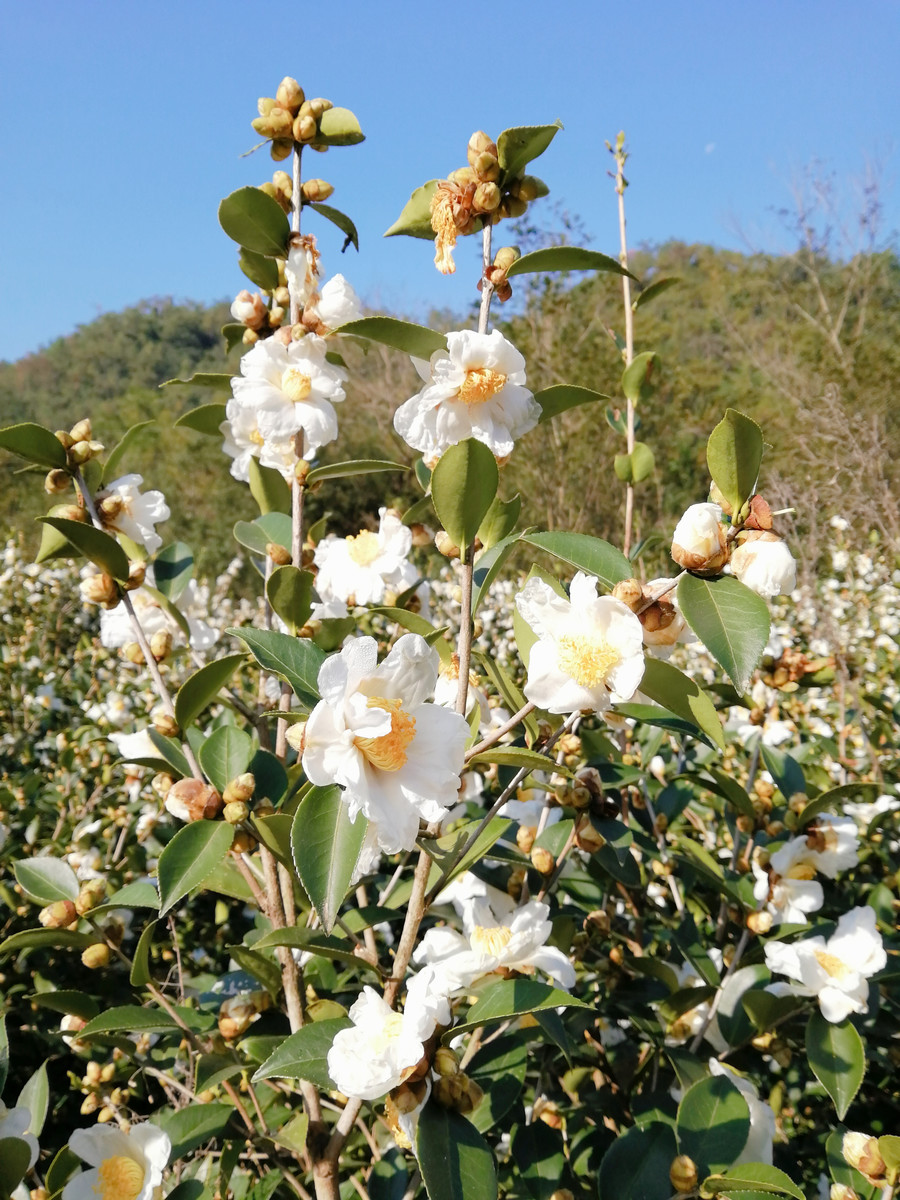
[2,240,898,576]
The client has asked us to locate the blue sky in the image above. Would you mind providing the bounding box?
[2,1,898,363]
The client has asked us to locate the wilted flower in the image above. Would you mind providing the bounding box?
[97,475,170,557]
[285,234,321,310]
[731,533,797,598]
[62,1123,170,1200]
[671,502,728,573]
[515,572,645,714]
[393,329,540,463]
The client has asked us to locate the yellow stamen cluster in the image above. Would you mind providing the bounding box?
[814,949,854,981]
[281,367,313,402]
[470,925,513,956]
[355,697,417,772]
[556,633,620,689]
[346,530,381,567]
[457,367,507,406]
[96,1156,145,1200]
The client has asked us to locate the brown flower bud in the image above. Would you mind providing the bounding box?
[80,573,120,607]
[49,503,87,523]
[276,76,305,114]
[301,179,335,203]
[223,773,256,803]
[233,830,257,853]
[81,943,111,970]
[266,541,291,566]
[531,845,555,875]
[149,631,173,662]
[611,577,644,611]
[669,1155,698,1193]
[165,778,223,822]
[44,468,71,494]
[98,494,124,521]
[434,530,461,558]
[516,825,536,855]
[40,899,78,928]
[842,1132,887,1184]
[124,561,146,591]
[746,909,773,935]
[575,819,606,854]
[433,1047,460,1077]
[153,713,180,739]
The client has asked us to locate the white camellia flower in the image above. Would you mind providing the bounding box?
[0,1103,39,1168]
[671,502,728,573]
[731,533,797,598]
[314,508,419,607]
[764,905,886,1022]
[515,572,645,715]
[62,1123,170,1200]
[844,793,900,828]
[393,329,540,462]
[800,815,860,878]
[299,635,469,853]
[312,273,362,331]
[100,571,217,652]
[708,1060,776,1165]
[326,982,437,1101]
[97,475,170,557]
[752,840,824,925]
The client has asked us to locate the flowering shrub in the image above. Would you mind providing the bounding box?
[0,79,898,1200]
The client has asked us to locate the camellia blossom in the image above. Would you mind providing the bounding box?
[708,1060,776,1165]
[314,508,419,606]
[764,904,886,1022]
[731,533,797,598]
[100,570,217,652]
[309,273,362,332]
[298,634,469,853]
[515,572,645,714]
[0,1102,39,1169]
[393,329,540,462]
[97,475,170,557]
[800,815,860,878]
[752,840,824,925]
[62,1123,171,1200]
[671,502,728,573]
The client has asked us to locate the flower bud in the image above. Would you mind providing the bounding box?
[84,1060,102,1084]
[49,503,87,523]
[149,631,173,662]
[671,502,728,573]
[517,176,542,203]
[505,196,528,218]
[746,909,773,935]
[242,328,260,347]
[531,845,555,875]
[473,182,501,213]
[125,561,146,591]
[269,305,285,328]
[40,899,78,928]
[75,879,107,916]
[231,290,268,330]
[467,131,498,165]
[842,1132,887,1184]
[153,713,180,739]
[69,439,99,465]
[233,830,257,853]
[224,773,256,803]
[472,151,500,182]
[81,943,111,970]
[293,113,317,142]
[575,819,606,854]
[257,97,276,117]
[98,494,124,521]
[730,532,797,600]
[81,1092,101,1115]
[611,577,644,611]
[669,1155,698,1193]
[307,97,332,119]
[165,778,223,822]
[267,541,292,566]
[830,1186,860,1200]
[516,825,536,854]
[550,1192,574,1200]
[44,468,71,494]
[273,285,291,308]
[80,574,120,607]
[122,642,145,664]
[433,1047,460,1077]
[301,179,335,203]
[56,429,74,449]
[270,139,293,161]
[276,76,305,113]
[435,530,461,558]
[69,418,93,442]
[223,801,250,825]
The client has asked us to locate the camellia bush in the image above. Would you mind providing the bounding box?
[1,77,898,1200]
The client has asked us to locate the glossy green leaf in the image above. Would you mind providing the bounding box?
[0,1014,7,1096]
[468,1036,528,1134]
[34,519,74,564]
[198,726,254,793]
[0,928,94,958]
[305,201,360,252]
[174,402,228,435]
[154,541,193,601]
[759,745,805,801]
[334,316,446,359]
[90,881,159,919]
[162,372,234,391]
[420,818,515,898]
[157,820,235,916]
[266,566,314,634]
[305,458,408,485]
[366,607,450,661]
[38,516,129,580]
[676,1075,750,1175]
[222,322,245,351]
[174,653,245,730]
[698,765,756,819]
[707,409,764,518]
[233,511,293,557]
[469,747,567,775]
[473,650,540,745]
[805,1012,865,1120]
[417,1100,498,1200]
[227,627,324,709]
[45,1146,82,1196]
[740,990,806,1032]
[251,928,380,975]
[633,276,681,310]
[512,1121,570,1200]
[16,1061,48,1137]
[507,246,635,280]
[431,439,498,563]
[614,441,655,483]
[248,455,291,515]
[678,573,770,694]
[497,121,562,182]
[520,530,631,590]
[384,180,439,239]
[452,978,589,1039]
[151,1102,233,1160]
[312,106,365,146]
[369,1148,409,1200]
[798,782,882,829]
[0,1138,32,1196]
[535,384,611,423]
[252,1017,350,1087]
[0,422,67,468]
[598,1121,678,1200]
[291,785,368,933]
[12,857,79,904]
[129,920,156,988]
[218,186,290,256]
[640,657,726,750]
[238,248,279,290]
[622,351,660,405]
[477,494,521,550]
[29,991,99,1021]
[701,1163,804,1199]
[101,420,154,483]
[79,1005,186,1038]
[472,533,521,614]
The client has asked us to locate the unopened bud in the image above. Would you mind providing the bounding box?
[517,176,541,202]
[293,113,317,142]
[80,574,120,607]
[747,910,773,935]
[473,182,501,213]
[266,541,291,566]
[165,778,223,822]
[257,97,276,117]
[433,1047,460,1077]
[575,820,606,854]
[270,138,294,161]
[516,825,536,854]
[122,642,145,665]
[56,430,74,449]
[49,503,87,523]
[44,468,71,494]
[81,943,111,970]
[233,830,257,854]
[224,773,256,803]
[100,1063,116,1085]
[231,289,268,330]
[669,1155,698,1193]
[98,494,124,521]
[124,561,146,591]
[531,846,555,875]
[149,631,173,662]
[80,1092,101,1115]
[269,305,285,327]
[75,879,107,916]
[276,76,305,113]
[435,530,460,558]
[84,1060,102,1084]
[153,713,180,739]
[242,328,259,346]
[307,97,332,118]
[611,577,644,611]
[273,285,291,308]
[69,418,92,442]
[830,1186,860,1200]
[842,1132,887,1184]
[467,130,498,165]
[493,245,520,273]
[301,179,334,203]
[505,196,528,219]
[40,900,78,928]
[223,801,250,825]
[472,151,500,182]
[69,439,100,465]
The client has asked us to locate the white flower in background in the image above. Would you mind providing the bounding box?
[765,905,886,1022]
[97,475,170,557]
[731,533,797,599]
[314,508,419,606]
[708,1060,776,1165]
[671,502,728,573]
[393,329,540,462]
[413,897,575,993]
[108,728,158,767]
[0,1103,39,1168]
[299,635,469,853]
[62,1123,170,1200]
[663,960,718,1046]
[432,656,492,726]
[843,793,900,828]
[515,572,645,715]
[435,870,517,927]
[752,840,824,925]
[285,235,321,310]
[100,571,217,653]
[327,984,436,1101]
[59,1014,89,1052]
[310,273,362,331]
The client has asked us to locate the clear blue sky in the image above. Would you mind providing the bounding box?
[2,1,897,363]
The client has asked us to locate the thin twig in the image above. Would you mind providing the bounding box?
[465,701,536,761]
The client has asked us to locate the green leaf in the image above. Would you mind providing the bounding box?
[614,442,655,483]
[228,627,324,709]
[151,1102,233,1160]
[45,1146,82,1196]
[233,511,293,557]
[0,928,95,958]
[622,352,660,405]
[759,745,805,802]
[198,726,254,793]
[312,106,365,146]
[79,1005,187,1038]
[421,818,516,897]
[640,657,726,750]
[676,1075,750,1176]
[805,1012,865,1120]
[598,1121,679,1200]
[826,1129,879,1199]
[38,516,130,580]
[698,766,756,820]
[468,1036,528,1134]
[0,422,67,468]
[507,246,635,280]
[512,1120,569,1200]
[369,1148,409,1200]
[469,747,567,775]
[239,248,279,290]
[174,653,245,730]
[248,456,291,515]
[35,519,74,564]
[223,322,245,351]
[154,541,193,601]
[519,530,632,590]
[707,409,764,518]
[91,881,160,918]
[477,494,521,550]
[432,439,498,562]
[157,821,235,916]
[384,180,439,239]
[366,607,450,661]
[677,574,770,694]
[472,533,521,613]
[174,403,228,436]
[130,920,156,988]
[16,1061,48,1137]
[497,121,562,183]
[163,372,234,391]
[101,420,154,482]
[305,202,360,251]
[798,783,882,829]
[291,785,368,934]
[251,928,380,975]
[473,649,540,745]
[452,978,589,1039]
[252,1017,350,1087]
[534,385,611,423]
[702,1163,804,1199]
[218,186,290,257]
[634,276,681,310]
[417,1100,498,1200]
[0,1137,32,1196]
[305,458,408,486]
[334,316,446,359]
[266,566,314,635]
[12,857,79,904]
[0,1015,8,1097]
